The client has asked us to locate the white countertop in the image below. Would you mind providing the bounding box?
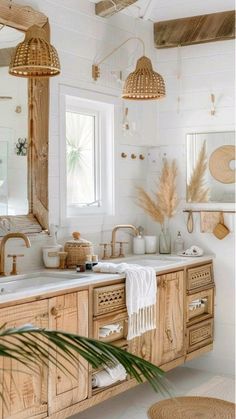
[0,254,214,304]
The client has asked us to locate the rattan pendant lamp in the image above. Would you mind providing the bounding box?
[9,24,60,78]
[92,37,166,100]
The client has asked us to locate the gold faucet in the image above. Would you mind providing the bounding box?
[111,224,139,258]
[0,233,31,276]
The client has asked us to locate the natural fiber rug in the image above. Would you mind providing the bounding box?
[148,396,235,419]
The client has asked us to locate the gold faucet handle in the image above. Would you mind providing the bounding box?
[7,254,24,276]
[99,243,111,260]
[116,241,129,258]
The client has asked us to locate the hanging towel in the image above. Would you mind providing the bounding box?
[93,262,157,340]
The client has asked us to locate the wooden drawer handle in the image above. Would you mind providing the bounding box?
[141,343,147,358]
[160,279,167,288]
[165,329,173,343]
[51,307,59,317]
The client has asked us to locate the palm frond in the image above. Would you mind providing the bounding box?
[0,325,167,394]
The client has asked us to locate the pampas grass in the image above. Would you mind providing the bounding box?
[187,141,209,202]
[157,159,178,218]
[136,187,164,224]
[136,159,178,223]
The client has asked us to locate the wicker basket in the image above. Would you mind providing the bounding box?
[64,232,93,268]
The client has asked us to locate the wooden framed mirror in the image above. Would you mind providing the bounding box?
[0,0,49,236]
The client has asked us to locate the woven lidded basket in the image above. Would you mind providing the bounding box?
[64,232,93,268]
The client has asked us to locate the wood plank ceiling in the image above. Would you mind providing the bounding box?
[154,10,235,48]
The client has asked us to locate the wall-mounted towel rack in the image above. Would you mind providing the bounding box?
[183,209,236,214]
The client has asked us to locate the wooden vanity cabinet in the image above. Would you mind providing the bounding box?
[0,300,49,419]
[0,261,214,419]
[155,271,185,366]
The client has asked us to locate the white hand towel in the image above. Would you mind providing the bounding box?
[125,266,157,340]
[92,363,127,388]
[99,323,123,338]
[182,245,204,256]
[105,363,126,380]
[93,262,157,340]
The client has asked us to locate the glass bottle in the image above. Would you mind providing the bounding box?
[174,231,184,254]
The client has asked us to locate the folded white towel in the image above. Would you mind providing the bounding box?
[93,262,157,340]
[99,323,123,338]
[105,363,126,380]
[92,363,127,388]
[181,245,204,256]
[93,262,131,274]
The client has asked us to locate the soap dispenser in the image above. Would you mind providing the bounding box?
[133,226,145,255]
[42,224,62,268]
[174,231,184,254]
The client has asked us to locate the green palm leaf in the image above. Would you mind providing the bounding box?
[0,325,168,395]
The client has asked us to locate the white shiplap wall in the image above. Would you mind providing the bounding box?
[146,39,235,375]
[5,0,158,265]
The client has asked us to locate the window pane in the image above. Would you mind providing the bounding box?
[66,111,96,207]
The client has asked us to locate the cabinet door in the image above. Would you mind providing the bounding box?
[156,271,184,366]
[128,330,155,364]
[0,300,48,419]
[48,291,88,415]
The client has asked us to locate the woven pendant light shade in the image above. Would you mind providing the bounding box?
[122,56,165,100]
[9,25,60,78]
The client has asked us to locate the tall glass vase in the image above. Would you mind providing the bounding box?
[159,220,171,254]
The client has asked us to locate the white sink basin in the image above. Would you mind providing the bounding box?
[127,258,183,267]
[108,255,186,268]
[0,272,88,295]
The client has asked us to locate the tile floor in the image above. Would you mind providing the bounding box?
[71,367,235,419]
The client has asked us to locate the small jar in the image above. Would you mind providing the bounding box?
[92,255,99,267]
[144,236,157,254]
[133,236,145,255]
[76,264,85,273]
[43,245,62,268]
[85,255,94,270]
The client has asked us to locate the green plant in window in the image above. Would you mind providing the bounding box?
[66,137,83,173]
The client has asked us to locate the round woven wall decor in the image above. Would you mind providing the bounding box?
[209,145,235,184]
[148,397,235,419]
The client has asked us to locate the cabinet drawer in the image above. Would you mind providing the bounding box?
[94,312,128,343]
[187,319,214,353]
[187,288,214,325]
[187,264,214,292]
[93,283,126,316]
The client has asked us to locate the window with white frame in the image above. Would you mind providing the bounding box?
[60,87,114,223]
[66,109,99,208]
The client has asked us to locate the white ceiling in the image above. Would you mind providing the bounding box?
[91,0,235,21]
